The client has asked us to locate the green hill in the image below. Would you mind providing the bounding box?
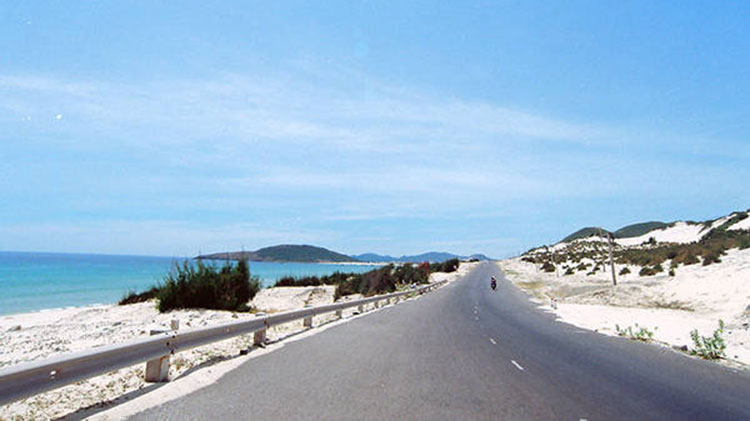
[613,221,669,238]
[561,227,611,243]
[255,244,356,262]
[196,244,359,263]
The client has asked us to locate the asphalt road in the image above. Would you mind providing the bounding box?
[132,262,750,420]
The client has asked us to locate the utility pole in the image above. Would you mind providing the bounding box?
[608,232,617,286]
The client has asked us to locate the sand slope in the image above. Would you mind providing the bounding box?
[499,247,750,366]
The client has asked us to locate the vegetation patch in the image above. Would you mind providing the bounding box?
[614,221,669,239]
[615,323,655,342]
[540,261,556,272]
[516,281,544,290]
[651,300,693,312]
[690,320,726,360]
[120,260,260,312]
[119,287,160,305]
[274,260,459,301]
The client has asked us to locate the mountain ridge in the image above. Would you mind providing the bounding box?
[352,251,492,263]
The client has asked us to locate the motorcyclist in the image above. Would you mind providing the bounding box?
[490,276,497,290]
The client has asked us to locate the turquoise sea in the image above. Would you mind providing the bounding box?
[0,251,382,316]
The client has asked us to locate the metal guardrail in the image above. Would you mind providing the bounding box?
[0,281,445,406]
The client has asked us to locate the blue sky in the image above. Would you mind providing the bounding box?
[1,1,748,258]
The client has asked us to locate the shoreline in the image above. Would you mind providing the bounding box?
[0,261,387,318]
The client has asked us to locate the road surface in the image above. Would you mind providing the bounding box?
[133,262,750,420]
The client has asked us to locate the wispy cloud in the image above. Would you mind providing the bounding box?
[0,72,603,151]
[2,68,746,256]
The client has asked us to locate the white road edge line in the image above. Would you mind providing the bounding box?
[511,360,525,371]
[489,338,497,345]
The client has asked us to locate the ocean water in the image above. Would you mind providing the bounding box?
[0,251,382,316]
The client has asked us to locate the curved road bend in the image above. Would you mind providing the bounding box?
[133,262,750,420]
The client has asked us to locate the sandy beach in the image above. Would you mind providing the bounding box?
[0,263,476,420]
[498,246,750,367]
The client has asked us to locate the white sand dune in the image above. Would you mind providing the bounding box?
[499,247,750,367]
[615,221,708,246]
[730,216,750,231]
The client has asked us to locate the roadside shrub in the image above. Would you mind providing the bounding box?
[702,253,722,266]
[615,323,655,342]
[639,266,658,277]
[669,268,675,277]
[441,258,460,273]
[157,260,260,312]
[619,267,631,275]
[429,258,460,273]
[395,263,429,284]
[541,261,555,272]
[119,286,159,305]
[690,320,726,360]
[683,254,700,265]
[275,275,322,287]
[563,267,575,276]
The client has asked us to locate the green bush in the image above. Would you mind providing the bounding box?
[119,286,159,305]
[429,258,460,273]
[277,260,454,301]
[690,320,726,360]
[541,261,555,272]
[619,267,631,276]
[564,267,575,276]
[615,323,655,342]
[639,266,658,276]
[157,260,260,312]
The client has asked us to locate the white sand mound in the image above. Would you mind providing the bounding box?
[499,247,750,367]
[615,221,707,246]
[251,286,336,312]
[729,216,750,231]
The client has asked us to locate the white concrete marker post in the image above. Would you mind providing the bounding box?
[253,312,267,346]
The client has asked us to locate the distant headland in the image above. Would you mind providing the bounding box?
[195,244,492,263]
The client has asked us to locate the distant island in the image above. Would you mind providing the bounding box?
[196,245,358,263]
[196,244,492,263]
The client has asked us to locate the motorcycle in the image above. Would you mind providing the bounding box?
[490,278,497,290]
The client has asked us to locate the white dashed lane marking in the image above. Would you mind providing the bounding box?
[511,360,525,371]
[489,338,497,345]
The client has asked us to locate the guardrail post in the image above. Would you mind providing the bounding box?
[145,320,178,383]
[374,300,380,309]
[253,313,267,346]
[336,309,343,319]
[357,304,364,314]
[303,305,314,328]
